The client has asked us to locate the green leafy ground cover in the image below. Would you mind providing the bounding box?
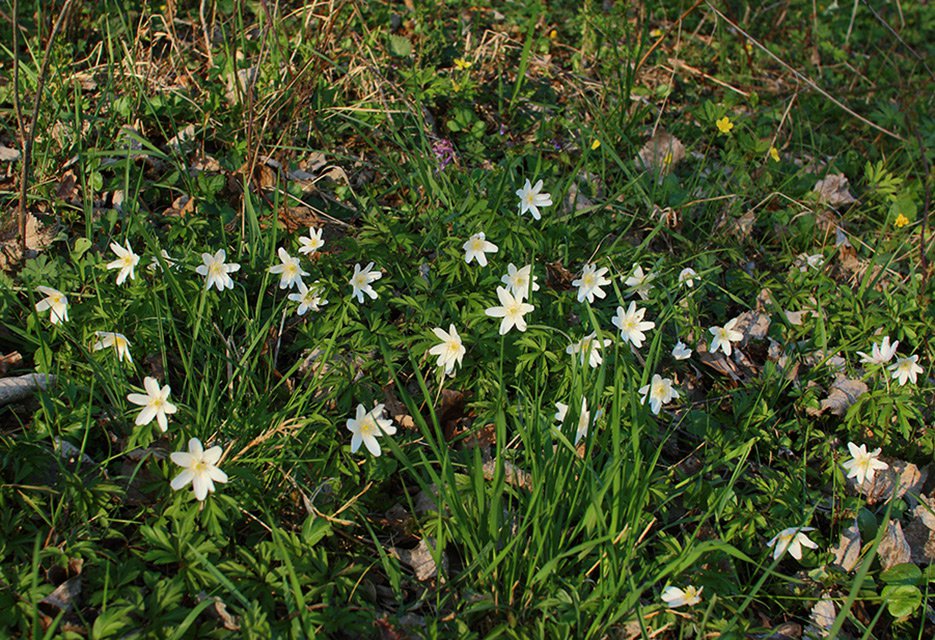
[1,0,933,637]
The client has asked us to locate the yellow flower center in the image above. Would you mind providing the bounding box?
[360,418,376,437]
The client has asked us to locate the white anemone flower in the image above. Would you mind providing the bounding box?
[170,437,228,501]
[298,227,325,255]
[671,341,692,360]
[572,263,611,303]
[196,249,241,291]
[516,178,552,220]
[349,262,382,303]
[288,280,328,316]
[661,585,703,608]
[678,267,698,288]
[346,404,397,457]
[888,354,923,386]
[856,336,899,365]
[767,526,818,562]
[624,264,654,300]
[639,374,679,415]
[268,247,308,289]
[93,331,132,363]
[429,324,466,375]
[841,442,888,486]
[127,376,178,432]
[106,241,140,285]
[566,333,612,369]
[463,232,498,266]
[709,318,743,356]
[500,263,539,301]
[35,286,69,325]
[484,286,534,335]
[611,301,655,349]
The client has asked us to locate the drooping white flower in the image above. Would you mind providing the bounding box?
[797,253,825,272]
[288,280,328,316]
[612,301,655,349]
[463,232,498,266]
[35,286,68,325]
[554,402,568,423]
[888,354,923,386]
[170,437,228,501]
[574,397,590,445]
[841,442,888,486]
[671,341,692,360]
[661,585,703,608]
[484,286,535,335]
[709,318,743,356]
[92,331,132,363]
[566,333,612,369]
[127,376,178,432]
[516,178,553,220]
[349,262,382,303]
[856,336,899,365]
[500,263,539,300]
[429,324,466,375]
[346,404,397,457]
[767,526,818,561]
[572,263,611,303]
[106,241,140,285]
[298,227,325,256]
[268,247,308,289]
[678,267,698,288]
[624,264,654,300]
[195,249,241,291]
[147,249,177,272]
[639,374,679,415]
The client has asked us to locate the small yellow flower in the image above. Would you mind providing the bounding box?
[894,213,909,228]
[663,152,673,166]
[649,28,663,39]
[769,146,780,162]
[590,139,601,150]
[716,116,734,134]
[453,57,472,71]
[548,29,558,40]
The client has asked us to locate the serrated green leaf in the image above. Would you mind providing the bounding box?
[388,34,412,57]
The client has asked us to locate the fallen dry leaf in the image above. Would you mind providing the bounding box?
[39,576,81,614]
[0,145,21,162]
[390,538,445,582]
[830,519,861,572]
[732,310,771,343]
[0,373,54,406]
[813,173,856,207]
[807,594,836,637]
[806,377,867,417]
[635,130,685,174]
[857,460,927,504]
[877,520,912,570]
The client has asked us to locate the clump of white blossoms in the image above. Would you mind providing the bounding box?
[767,526,818,562]
[349,262,382,303]
[624,264,655,300]
[106,241,140,285]
[671,340,692,360]
[888,354,923,386]
[268,247,308,289]
[147,249,177,272]
[485,286,535,335]
[661,585,703,608]
[516,178,552,220]
[678,267,697,288]
[170,437,228,502]
[429,324,466,375]
[196,249,241,291]
[566,333,611,369]
[127,376,178,432]
[639,374,679,415]
[856,335,898,365]
[572,263,611,303]
[35,286,68,325]
[346,404,397,457]
[288,280,328,316]
[709,318,743,356]
[93,331,132,363]
[555,398,590,445]
[501,263,539,300]
[298,227,324,256]
[463,232,498,266]
[612,301,655,349]
[841,442,888,486]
